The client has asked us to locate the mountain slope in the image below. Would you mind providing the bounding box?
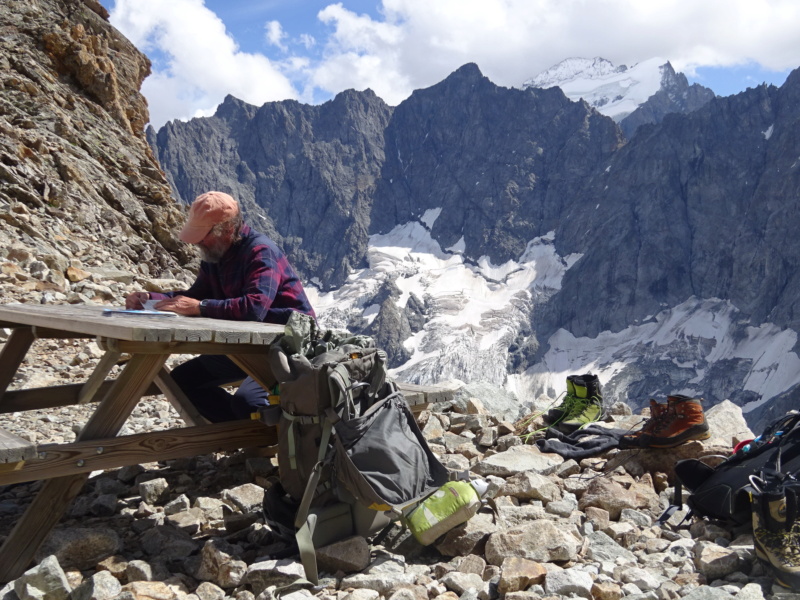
[153,64,800,431]
[0,0,193,302]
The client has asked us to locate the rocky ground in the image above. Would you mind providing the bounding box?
[0,262,796,600]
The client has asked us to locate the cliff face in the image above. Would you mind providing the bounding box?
[153,90,392,287]
[543,73,800,341]
[152,64,624,289]
[0,0,192,303]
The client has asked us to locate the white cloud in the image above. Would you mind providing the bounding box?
[265,20,287,52]
[109,0,297,128]
[308,0,800,105]
[109,0,800,127]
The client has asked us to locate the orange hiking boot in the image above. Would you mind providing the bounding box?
[638,395,711,448]
[620,399,669,448]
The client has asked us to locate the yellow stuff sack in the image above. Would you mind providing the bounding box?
[406,480,482,546]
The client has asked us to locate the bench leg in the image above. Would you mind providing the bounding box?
[0,353,167,583]
[0,327,35,405]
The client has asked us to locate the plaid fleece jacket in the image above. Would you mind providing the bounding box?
[151,225,316,324]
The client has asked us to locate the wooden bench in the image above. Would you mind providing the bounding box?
[0,428,37,472]
[397,381,457,414]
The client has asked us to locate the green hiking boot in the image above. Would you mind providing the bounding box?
[556,395,604,433]
[544,373,600,424]
[543,391,578,424]
[751,482,800,590]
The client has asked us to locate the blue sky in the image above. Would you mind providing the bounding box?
[99,0,797,130]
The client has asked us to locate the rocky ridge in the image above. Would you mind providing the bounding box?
[0,0,196,306]
[2,361,790,600]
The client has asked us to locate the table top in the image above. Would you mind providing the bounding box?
[0,303,284,344]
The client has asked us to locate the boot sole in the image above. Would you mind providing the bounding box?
[755,541,800,590]
[641,427,711,448]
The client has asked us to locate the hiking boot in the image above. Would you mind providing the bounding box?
[544,373,600,424]
[620,399,669,448]
[751,483,800,590]
[556,396,604,433]
[555,374,604,433]
[638,395,710,448]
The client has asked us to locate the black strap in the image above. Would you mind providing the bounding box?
[656,479,684,527]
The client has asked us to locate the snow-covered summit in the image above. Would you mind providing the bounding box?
[523,57,671,122]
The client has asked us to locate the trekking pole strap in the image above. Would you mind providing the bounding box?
[295,461,325,529]
[295,513,319,585]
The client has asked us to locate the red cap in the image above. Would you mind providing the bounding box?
[179,192,239,244]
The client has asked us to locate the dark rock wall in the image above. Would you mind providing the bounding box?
[543,74,800,342]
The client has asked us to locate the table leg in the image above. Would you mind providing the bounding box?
[153,367,209,427]
[77,350,121,404]
[0,353,167,583]
[0,327,35,404]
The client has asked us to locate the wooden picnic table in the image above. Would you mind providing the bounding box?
[0,303,451,582]
[0,302,285,583]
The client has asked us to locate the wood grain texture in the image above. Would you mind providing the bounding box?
[0,429,36,464]
[0,352,168,582]
[77,350,121,404]
[0,327,35,401]
[0,420,276,485]
[228,353,277,391]
[0,304,282,344]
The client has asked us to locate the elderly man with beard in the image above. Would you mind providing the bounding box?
[125,191,316,422]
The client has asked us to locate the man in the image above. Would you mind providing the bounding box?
[126,191,316,422]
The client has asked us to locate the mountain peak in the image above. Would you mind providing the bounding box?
[523,57,670,122]
[525,57,627,89]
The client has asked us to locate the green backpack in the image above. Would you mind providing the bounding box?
[261,313,449,583]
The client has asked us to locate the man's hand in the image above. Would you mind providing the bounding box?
[154,296,202,316]
[125,291,149,309]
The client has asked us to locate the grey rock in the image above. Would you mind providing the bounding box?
[139,478,170,505]
[246,559,306,595]
[166,507,207,535]
[35,528,120,571]
[340,591,380,600]
[501,471,561,503]
[680,587,737,600]
[693,541,742,582]
[543,567,594,598]
[473,445,562,478]
[70,571,122,600]
[140,526,199,560]
[196,539,248,589]
[14,556,71,600]
[195,582,225,600]
[340,554,416,596]
[585,531,637,563]
[439,572,485,595]
[435,512,499,557]
[164,494,192,516]
[704,400,754,446]
[485,521,579,565]
[90,494,119,517]
[223,483,265,513]
[620,567,663,591]
[316,536,371,575]
[125,560,158,583]
[193,497,229,520]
